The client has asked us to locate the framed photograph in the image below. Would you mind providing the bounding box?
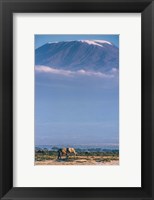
[34,34,119,167]
[0,0,154,199]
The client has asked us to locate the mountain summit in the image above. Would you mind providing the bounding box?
[35,40,119,72]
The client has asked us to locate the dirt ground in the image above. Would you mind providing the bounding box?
[35,155,119,165]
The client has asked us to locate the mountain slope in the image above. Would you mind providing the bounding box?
[35,40,119,72]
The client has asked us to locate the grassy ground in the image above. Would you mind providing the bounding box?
[35,150,119,165]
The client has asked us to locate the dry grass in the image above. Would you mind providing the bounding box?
[35,151,119,165]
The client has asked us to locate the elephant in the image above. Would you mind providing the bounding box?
[57,148,77,159]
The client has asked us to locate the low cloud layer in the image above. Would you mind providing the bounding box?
[35,65,118,78]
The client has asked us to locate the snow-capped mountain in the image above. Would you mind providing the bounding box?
[35,40,119,72]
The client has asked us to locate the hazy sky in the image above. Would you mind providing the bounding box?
[35,35,119,147]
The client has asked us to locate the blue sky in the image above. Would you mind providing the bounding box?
[35,34,119,49]
[35,35,119,147]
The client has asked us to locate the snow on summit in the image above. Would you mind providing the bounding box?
[80,40,112,47]
[79,40,103,47]
[47,40,113,47]
[94,40,112,45]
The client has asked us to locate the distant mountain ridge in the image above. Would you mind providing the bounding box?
[35,40,119,72]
